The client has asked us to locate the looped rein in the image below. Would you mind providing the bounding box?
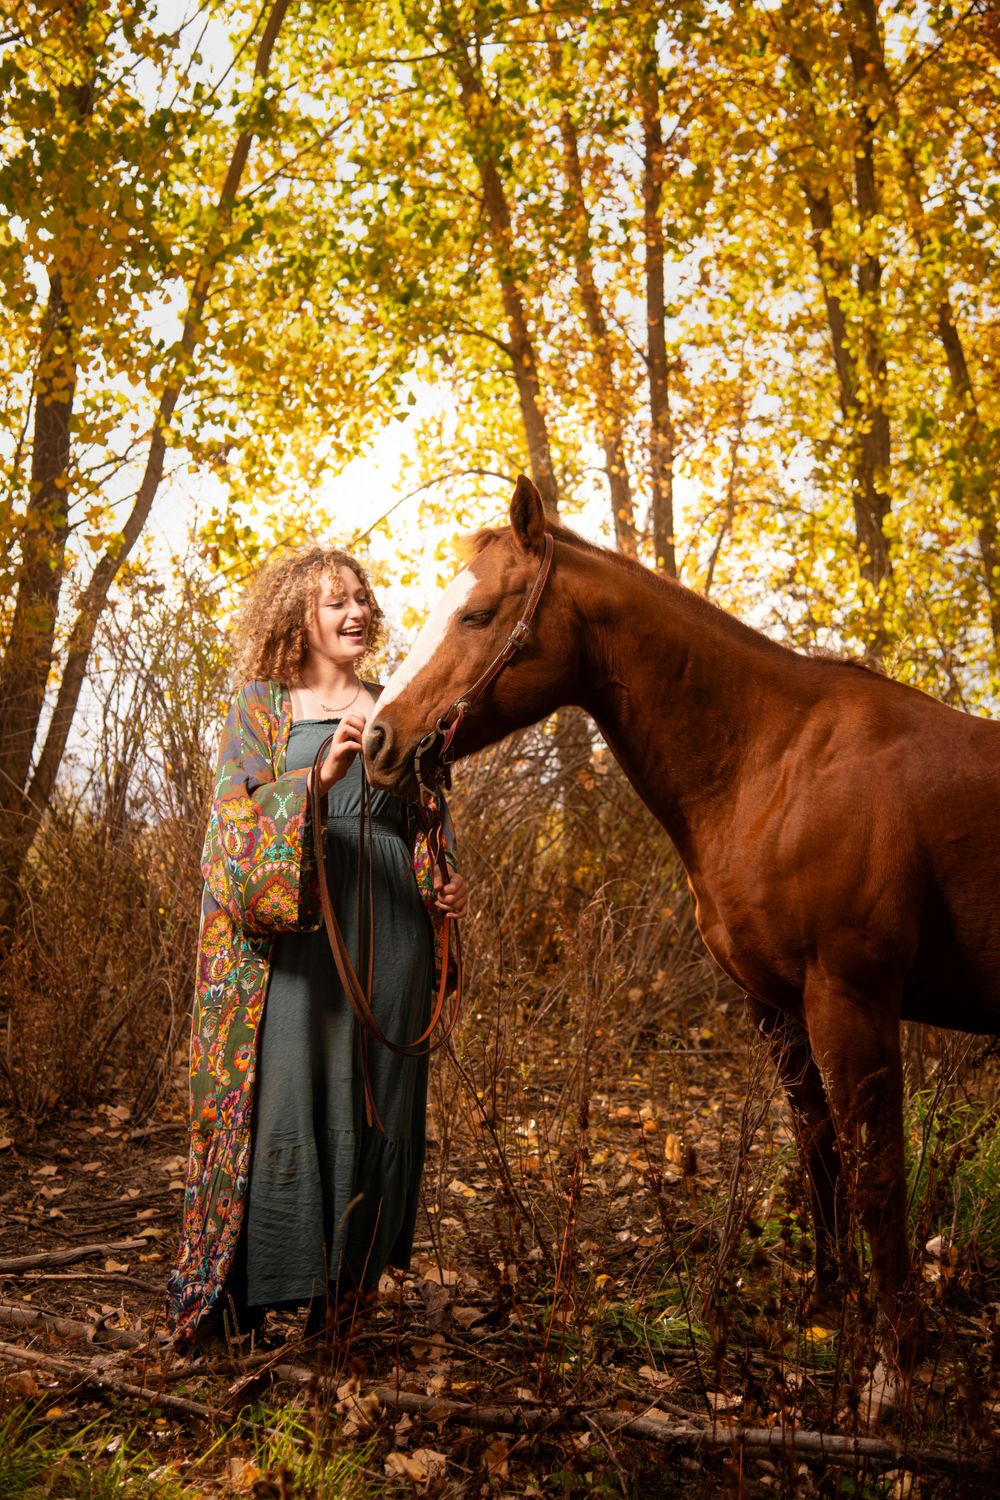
[306,529,553,1132]
[309,746,462,1134]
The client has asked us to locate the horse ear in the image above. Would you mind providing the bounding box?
[510,474,546,555]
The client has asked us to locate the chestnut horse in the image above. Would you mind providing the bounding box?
[364,475,1000,1336]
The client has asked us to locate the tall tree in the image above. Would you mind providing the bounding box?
[0,0,406,914]
[636,23,678,577]
[545,24,638,556]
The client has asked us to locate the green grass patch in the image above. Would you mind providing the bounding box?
[0,1400,379,1500]
[907,1089,1000,1256]
[594,1292,711,1353]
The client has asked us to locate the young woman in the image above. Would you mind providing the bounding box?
[166,547,467,1344]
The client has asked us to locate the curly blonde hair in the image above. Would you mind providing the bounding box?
[231,546,386,688]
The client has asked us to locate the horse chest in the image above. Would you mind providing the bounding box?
[688,878,803,1006]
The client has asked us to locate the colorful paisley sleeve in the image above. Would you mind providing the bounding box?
[200,685,320,936]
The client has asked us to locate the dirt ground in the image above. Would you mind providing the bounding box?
[3,1015,1000,1497]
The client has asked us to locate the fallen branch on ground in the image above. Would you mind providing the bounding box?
[371,1386,999,1481]
[0,1239,149,1273]
[2,1333,993,1480]
[0,1340,212,1421]
[0,1301,163,1350]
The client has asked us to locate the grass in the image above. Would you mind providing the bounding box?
[907,1087,1000,1259]
[0,1405,187,1499]
[0,1401,379,1500]
[594,1292,712,1355]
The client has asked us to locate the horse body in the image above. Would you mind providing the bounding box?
[365,476,1000,1332]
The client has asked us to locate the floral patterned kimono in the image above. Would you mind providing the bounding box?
[165,678,454,1342]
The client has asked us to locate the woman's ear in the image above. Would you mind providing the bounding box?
[509,474,547,555]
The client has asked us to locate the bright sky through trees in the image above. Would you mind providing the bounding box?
[1,0,998,903]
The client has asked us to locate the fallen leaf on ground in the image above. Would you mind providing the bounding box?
[385,1452,427,1481]
[420,1266,459,1286]
[452,1304,483,1328]
[2,1372,41,1398]
[413,1449,447,1479]
[484,1437,509,1478]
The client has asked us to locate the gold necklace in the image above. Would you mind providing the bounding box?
[310,681,364,715]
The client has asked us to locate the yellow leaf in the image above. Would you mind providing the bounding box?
[385,1452,427,1481]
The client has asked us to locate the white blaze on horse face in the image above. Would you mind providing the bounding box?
[368,563,479,724]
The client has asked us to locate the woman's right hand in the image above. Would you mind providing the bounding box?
[312,712,367,796]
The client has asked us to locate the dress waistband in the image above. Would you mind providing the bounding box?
[325,815,401,839]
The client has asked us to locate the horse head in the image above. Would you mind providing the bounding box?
[364,475,576,796]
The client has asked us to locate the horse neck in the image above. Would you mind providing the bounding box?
[563,547,807,859]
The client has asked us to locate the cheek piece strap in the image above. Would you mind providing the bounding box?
[414,531,555,804]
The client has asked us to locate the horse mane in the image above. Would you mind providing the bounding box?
[461,518,789,652]
[461,518,887,679]
[462,519,666,580]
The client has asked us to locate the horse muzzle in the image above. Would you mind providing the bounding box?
[362,720,413,793]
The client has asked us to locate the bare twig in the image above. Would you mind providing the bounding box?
[0,1341,212,1422]
[0,1238,149,1273]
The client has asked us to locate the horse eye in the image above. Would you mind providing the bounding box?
[460,608,496,627]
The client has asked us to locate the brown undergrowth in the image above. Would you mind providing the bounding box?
[2,694,1000,1493]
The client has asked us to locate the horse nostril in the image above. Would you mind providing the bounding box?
[365,722,386,765]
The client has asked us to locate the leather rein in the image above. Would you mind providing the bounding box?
[308,531,554,1132]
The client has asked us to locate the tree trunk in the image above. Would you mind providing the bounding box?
[933,300,1000,654]
[0,76,95,914]
[0,275,75,825]
[638,33,677,578]
[0,0,292,921]
[445,65,559,514]
[786,34,892,635]
[547,36,637,555]
[845,2,892,588]
[847,0,1000,659]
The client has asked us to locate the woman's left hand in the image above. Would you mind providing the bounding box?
[433,866,469,918]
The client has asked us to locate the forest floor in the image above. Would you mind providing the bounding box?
[3,1000,1000,1498]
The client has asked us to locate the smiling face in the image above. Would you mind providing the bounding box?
[306,564,373,671]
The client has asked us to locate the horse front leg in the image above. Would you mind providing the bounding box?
[801,973,915,1353]
[747,995,847,1305]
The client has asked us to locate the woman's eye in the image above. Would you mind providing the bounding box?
[460,608,496,627]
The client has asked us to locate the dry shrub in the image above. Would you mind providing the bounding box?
[0,568,227,1126]
[425,713,734,1291]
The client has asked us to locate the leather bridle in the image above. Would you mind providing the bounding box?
[308,530,555,1131]
[413,531,555,802]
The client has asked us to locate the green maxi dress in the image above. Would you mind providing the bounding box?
[244,718,433,1305]
[165,679,456,1343]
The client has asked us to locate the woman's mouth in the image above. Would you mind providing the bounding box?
[340,626,365,640]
